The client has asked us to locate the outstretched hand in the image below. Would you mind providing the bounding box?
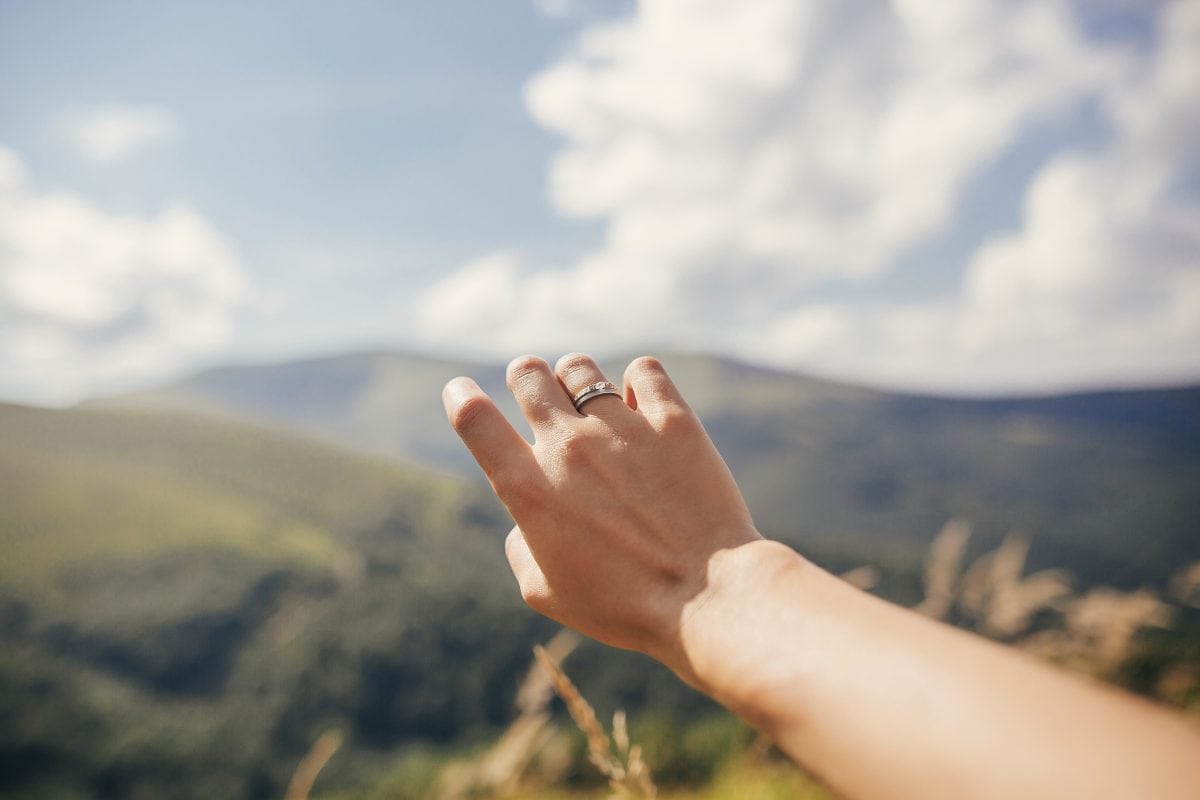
[442,353,761,671]
[443,352,1200,800]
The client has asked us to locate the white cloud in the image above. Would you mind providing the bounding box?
[0,145,248,404]
[944,0,1200,388]
[416,0,1199,393]
[67,105,179,163]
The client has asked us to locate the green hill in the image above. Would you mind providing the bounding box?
[0,402,421,599]
[106,351,1200,587]
[0,403,579,798]
[5,352,1200,797]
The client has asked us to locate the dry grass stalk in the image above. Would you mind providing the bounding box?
[1156,662,1200,706]
[1064,587,1174,669]
[439,630,579,799]
[284,729,343,800]
[517,630,581,715]
[956,534,1073,638]
[1017,628,1089,667]
[915,519,971,619]
[613,710,630,758]
[533,645,657,798]
[463,714,557,795]
[1021,587,1176,675]
[533,645,611,777]
[985,568,1073,638]
[958,549,995,618]
[839,565,881,592]
[620,745,655,799]
[991,534,1030,584]
[1169,561,1200,609]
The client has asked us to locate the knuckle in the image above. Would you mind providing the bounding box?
[553,424,626,472]
[449,395,492,432]
[657,406,698,436]
[553,434,587,468]
[555,351,594,375]
[520,584,551,614]
[504,527,522,558]
[553,426,597,463]
[506,354,548,386]
[627,355,665,378]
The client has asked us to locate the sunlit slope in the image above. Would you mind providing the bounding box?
[104,350,510,471]
[106,351,1200,586]
[0,401,492,600]
[0,402,565,799]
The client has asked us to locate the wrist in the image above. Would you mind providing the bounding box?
[664,539,825,725]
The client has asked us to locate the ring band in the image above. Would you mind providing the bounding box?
[572,381,619,411]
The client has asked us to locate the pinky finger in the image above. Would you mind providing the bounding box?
[623,356,690,417]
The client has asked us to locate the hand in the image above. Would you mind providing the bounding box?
[444,353,1200,800]
[442,353,761,668]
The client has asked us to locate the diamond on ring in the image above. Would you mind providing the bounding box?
[571,381,620,411]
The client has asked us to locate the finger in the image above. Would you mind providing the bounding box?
[507,355,574,433]
[555,352,628,418]
[443,377,539,495]
[623,356,690,417]
[505,526,554,616]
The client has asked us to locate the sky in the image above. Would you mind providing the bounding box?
[0,0,1197,404]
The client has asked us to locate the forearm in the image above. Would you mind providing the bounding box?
[675,540,1200,800]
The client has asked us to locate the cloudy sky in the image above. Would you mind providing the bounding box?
[1,0,1197,404]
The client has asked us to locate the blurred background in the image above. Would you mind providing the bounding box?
[1,1,1198,798]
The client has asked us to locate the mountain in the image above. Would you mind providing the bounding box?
[5,353,1200,797]
[103,351,1200,587]
[0,403,602,798]
[102,350,508,475]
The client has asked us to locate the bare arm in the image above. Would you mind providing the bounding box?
[442,353,1200,800]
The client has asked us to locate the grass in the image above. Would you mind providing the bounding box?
[0,401,471,603]
[532,645,657,798]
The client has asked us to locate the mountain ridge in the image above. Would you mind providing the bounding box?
[91,346,1200,405]
[89,349,1200,589]
[3,354,1199,797]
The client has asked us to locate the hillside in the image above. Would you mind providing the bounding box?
[104,350,505,474]
[0,402,446,599]
[106,351,1200,587]
[6,356,1200,797]
[0,404,593,798]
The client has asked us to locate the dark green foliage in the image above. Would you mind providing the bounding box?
[1114,608,1200,700]
[629,713,756,785]
[0,403,535,798]
[0,401,728,798]
[3,352,1199,797]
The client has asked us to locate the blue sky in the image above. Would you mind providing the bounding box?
[0,0,1196,403]
[0,2,611,387]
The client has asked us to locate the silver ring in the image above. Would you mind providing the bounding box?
[571,381,619,411]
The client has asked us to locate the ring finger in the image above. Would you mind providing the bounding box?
[554,352,628,419]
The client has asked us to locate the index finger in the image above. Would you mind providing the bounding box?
[443,377,540,500]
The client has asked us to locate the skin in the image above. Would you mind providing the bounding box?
[442,352,1200,800]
